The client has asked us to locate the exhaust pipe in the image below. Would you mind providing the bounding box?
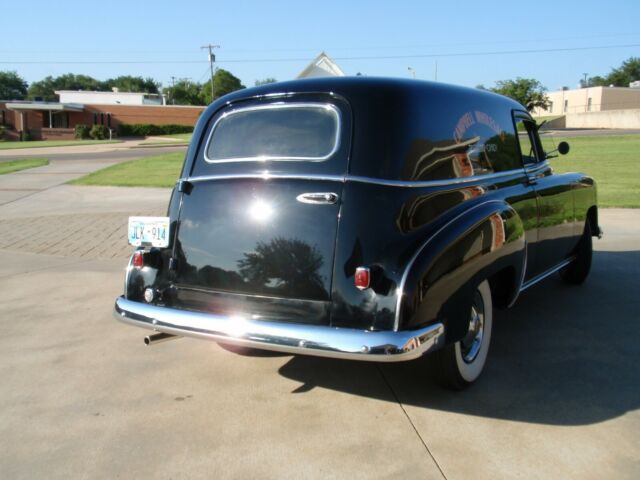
[144,332,180,346]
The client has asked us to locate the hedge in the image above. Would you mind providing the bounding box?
[118,123,194,136]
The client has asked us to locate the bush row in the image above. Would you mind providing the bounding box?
[118,123,194,137]
[75,124,110,140]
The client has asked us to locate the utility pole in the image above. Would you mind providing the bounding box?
[170,76,176,104]
[201,44,220,102]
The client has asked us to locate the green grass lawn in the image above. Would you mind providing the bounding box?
[0,158,49,174]
[69,152,184,188]
[69,134,640,207]
[0,139,121,150]
[549,135,640,208]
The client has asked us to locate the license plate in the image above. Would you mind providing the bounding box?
[128,216,170,247]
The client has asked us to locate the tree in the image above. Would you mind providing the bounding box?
[0,71,28,100]
[589,57,640,87]
[27,73,103,101]
[200,68,245,104]
[164,79,205,106]
[488,77,549,112]
[255,77,277,87]
[104,75,160,93]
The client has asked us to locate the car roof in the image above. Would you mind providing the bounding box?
[213,76,525,112]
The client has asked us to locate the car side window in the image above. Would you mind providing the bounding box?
[514,116,542,165]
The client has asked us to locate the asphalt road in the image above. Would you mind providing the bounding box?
[542,128,640,137]
[0,160,638,478]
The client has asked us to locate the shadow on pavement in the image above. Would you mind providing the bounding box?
[276,250,640,426]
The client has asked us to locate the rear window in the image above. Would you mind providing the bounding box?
[205,103,340,163]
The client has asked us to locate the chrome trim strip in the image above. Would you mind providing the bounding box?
[519,257,574,292]
[347,170,523,188]
[203,102,341,164]
[184,173,346,184]
[183,169,526,188]
[524,161,550,175]
[507,240,528,308]
[393,200,504,331]
[114,297,445,362]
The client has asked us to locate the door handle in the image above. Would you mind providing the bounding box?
[296,192,339,204]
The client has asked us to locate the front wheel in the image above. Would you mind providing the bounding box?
[435,280,493,390]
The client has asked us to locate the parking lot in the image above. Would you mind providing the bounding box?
[0,158,638,479]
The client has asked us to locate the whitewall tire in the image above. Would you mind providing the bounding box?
[436,280,493,390]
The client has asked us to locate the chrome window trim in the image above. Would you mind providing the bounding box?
[182,167,527,187]
[203,102,342,164]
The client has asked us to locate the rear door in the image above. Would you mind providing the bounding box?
[171,95,351,316]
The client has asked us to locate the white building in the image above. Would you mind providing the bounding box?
[532,86,640,116]
[55,89,166,106]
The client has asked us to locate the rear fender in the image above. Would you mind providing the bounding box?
[398,201,526,343]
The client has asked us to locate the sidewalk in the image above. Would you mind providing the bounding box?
[0,156,170,258]
[0,137,185,158]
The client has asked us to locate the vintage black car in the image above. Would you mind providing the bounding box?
[114,77,600,388]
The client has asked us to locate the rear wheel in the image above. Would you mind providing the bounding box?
[435,280,493,390]
[560,221,592,285]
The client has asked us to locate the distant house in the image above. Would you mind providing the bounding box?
[297,52,345,79]
[0,89,204,141]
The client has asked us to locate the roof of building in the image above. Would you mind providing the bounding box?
[4,101,84,112]
[297,52,345,79]
[54,90,162,97]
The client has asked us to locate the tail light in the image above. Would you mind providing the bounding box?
[132,251,144,269]
[355,267,371,290]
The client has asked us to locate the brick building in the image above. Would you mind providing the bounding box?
[0,90,205,141]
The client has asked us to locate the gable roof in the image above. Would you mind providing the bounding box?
[297,52,345,79]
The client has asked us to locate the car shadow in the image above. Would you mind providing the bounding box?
[276,250,640,426]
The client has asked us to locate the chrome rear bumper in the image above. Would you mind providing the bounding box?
[113,297,445,362]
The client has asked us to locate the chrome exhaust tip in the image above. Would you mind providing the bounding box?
[144,332,180,346]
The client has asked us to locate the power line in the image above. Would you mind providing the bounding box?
[1,32,639,55]
[1,43,638,65]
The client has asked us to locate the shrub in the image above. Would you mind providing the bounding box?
[75,124,91,139]
[118,123,194,137]
[89,124,109,140]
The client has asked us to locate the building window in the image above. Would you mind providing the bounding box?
[548,101,553,113]
[587,97,592,112]
[100,113,104,125]
[564,100,568,113]
[93,113,98,125]
[107,113,112,128]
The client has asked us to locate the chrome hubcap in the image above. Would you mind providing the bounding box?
[460,290,485,363]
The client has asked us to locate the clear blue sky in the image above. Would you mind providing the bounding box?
[2,0,639,92]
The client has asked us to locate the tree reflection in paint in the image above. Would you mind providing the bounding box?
[238,237,327,300]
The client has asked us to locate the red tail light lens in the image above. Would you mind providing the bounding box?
[132,251,144,269]
[355,267,370,290]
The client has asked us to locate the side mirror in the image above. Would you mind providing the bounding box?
[558,141,570,155]
[546,141,570,159]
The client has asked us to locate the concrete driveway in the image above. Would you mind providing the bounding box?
[0,179,638,479]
